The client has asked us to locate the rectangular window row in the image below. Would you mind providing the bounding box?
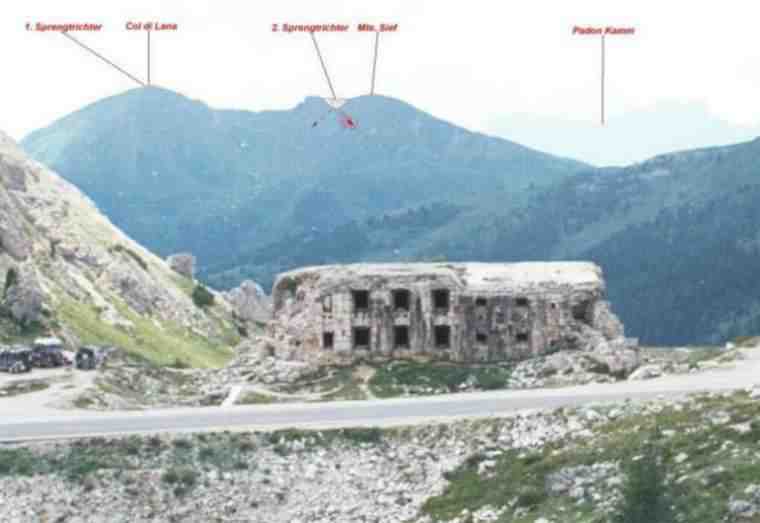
[321,325,452,350]
[350,288,451,313]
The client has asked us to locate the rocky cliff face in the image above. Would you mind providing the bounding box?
[0,131,238,367]
[223,280,272,325]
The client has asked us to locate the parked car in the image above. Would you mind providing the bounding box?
[31,337,67,368]
[0,348,32,374]
[75,346,97,370]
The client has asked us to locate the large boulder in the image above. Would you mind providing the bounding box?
[224,280,272,324]
[2,266,45,325]
[167,253,196,279]
[628,364,663,381]
[584,336,640,378]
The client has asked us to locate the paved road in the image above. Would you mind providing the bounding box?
[2,350,759,442]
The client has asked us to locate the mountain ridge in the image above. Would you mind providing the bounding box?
[22,86,587,283]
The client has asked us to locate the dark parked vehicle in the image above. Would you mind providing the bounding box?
[75,346,97,370]
[31,337,66,368]
[0,348,32,374]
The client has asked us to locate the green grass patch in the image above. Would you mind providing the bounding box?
[0,439,130,483]
[265,426,385,451]
[0,448,42,476]
[341,427,383,445]
[58,298,232,368]
[684,346,724,368]
[161,465,199,496]
[238,392,278,405]
[0,381,49,397]
[170,273,196,299]
[73,395,97,409]
[275,366,335,394]
[370,360,511,398]
[278,366,369,401]
[424,448,565,521]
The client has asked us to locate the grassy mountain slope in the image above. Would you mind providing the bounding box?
[0,130,237,367]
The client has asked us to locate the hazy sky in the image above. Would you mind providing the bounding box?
[3,0,760,151]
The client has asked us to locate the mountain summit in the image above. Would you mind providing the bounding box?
[22,87,586,287]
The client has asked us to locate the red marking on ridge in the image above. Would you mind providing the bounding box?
[340,114,357,129]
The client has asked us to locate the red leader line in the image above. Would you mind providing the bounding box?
[370,31,380,95]
[61,31,146,87]
[147,30,151,86]
[601,33,606,126]
[309,31,337,100]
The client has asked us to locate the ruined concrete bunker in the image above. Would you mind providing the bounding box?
[269,262,628,364]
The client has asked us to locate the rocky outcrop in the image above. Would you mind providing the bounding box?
[0,130,237,357]
[591,300,625,340]
[580,326,640,377]
[0,160,32,261]
[224,279,272,324]
[167,253,195,279]
[1,264,45,325]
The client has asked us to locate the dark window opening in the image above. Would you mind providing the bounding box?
[515,297,530,307]
[495,309,505,323]
[322,332,334,349]
[476,332,488,344]
[432,289,450,310]
[393,289,411,311]
[353,327,371,349]
[394,326,410,348]
[475,297,487,307]
[516,332,529,343]
[551,302,557,309]
[434,325,451,348]
[352,290,370,312]
[572,300,591,322]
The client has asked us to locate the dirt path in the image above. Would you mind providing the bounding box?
[0,368,97,416]
[355,365,377,400]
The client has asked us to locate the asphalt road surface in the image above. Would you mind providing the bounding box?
[2,351,759,442]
